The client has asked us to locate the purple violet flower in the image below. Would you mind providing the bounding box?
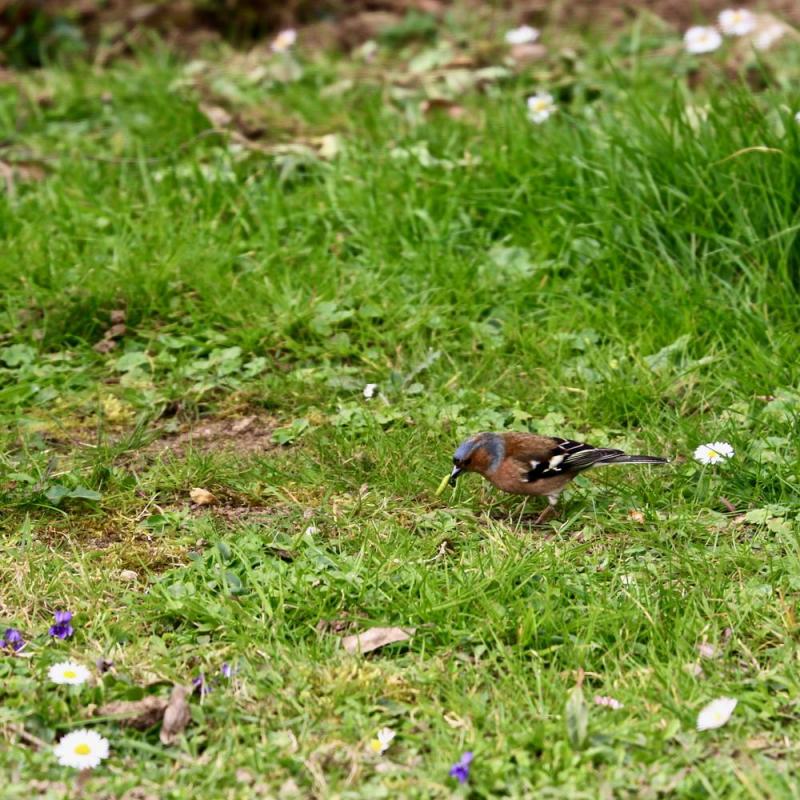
[192,673,212,697]
[449,751,473,784]
[2,628,24,652]
[221,662,233,678]
[48,610,74,640]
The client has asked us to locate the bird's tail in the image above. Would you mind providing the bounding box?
[596,454,669,466]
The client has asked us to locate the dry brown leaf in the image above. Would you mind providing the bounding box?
[159,685,191,745]
[190,487,216,506]
[231,415,255,434]
[106,322,127,339]
[444,55,476,69]
[15,162,47,181]
[341,626,415,655]
[110,309,127,324]
[627,509,645,524]
[96,696,168,729]
[510,43,547,64]
[93,338,118,354]
[316,617,352,634]
[199,103,232,128]
[746,736,770,750]
[420,98,466,119]
[0,160,47,198]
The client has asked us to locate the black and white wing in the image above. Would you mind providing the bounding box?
[524,438,627,481]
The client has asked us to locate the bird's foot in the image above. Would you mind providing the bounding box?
[534,505,557,526]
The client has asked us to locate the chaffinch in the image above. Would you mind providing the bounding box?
[449,432,668,522]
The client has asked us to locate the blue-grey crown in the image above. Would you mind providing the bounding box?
[453,437,480,462]
[453,432,505,472]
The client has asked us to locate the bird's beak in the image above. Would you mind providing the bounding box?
[448,465,463,486]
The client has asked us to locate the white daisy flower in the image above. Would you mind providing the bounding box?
[368,726,396,754]
[754,23,785,51]
[363,383,378,399]
[718,9,757,36]
[697,697,737,731]
[684,26,723,54]
[594,695,624,710]
[527,92,556,124]
[693,441,735,465]
[505,25,539,46]
[54,729,110,769]
[271,29,297,53]
[49,661,91,686]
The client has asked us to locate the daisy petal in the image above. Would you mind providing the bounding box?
[684,26,723,54]
[505,25,540,45]
[54,729,110,769]
[49,661,91,686]
[697,697,737,731]
[693,441,734,465]
[718,9,757,36]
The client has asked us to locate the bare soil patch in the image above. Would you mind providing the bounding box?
[14,410,279,463]
[188,501,287,523]
[521,0,800,29]
[6,0,799,65]
[144,412,279,460]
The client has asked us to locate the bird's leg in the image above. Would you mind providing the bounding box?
[534,494,560,525]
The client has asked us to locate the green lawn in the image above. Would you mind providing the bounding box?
[2,16,800,798]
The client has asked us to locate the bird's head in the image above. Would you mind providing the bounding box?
[449,432,505,485]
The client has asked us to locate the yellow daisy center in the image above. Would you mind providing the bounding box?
[64,670,77,679]
[74,743,91,755]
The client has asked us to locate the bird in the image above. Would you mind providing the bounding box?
[448,432,668,523]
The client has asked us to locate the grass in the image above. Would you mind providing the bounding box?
[2,16,800,798]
